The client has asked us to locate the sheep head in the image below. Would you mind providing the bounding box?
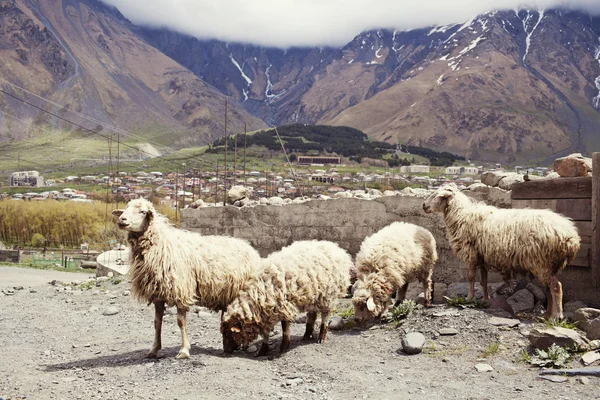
[351,275,392,324]
[112,198,155,233]
[423,183,459,214]
[220,317,261,353]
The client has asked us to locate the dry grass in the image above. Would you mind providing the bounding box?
[0,199,175,249]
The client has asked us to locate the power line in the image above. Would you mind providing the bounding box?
[0,88,197,170]
[0,78,180,153]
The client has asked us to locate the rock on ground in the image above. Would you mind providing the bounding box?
[507,289,535,314]
[328,316,344,330]
[401,332,426,355]
[527,327,589,351]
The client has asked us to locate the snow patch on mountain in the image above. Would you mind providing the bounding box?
[229,54,252,86]
[593,40,600,110]
[520,9,545,66]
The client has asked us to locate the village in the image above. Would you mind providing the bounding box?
[1,158,552,207]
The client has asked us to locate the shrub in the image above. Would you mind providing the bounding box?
[31,233,46,248]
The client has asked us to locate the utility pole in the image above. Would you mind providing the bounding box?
[243,123,247,182]
[223,98,228,206]
[181,163,186,211]
[191,168,196,203]
[174,167,179,224]
[234,132,237,182]
[115,134,120,210]
[215,160,219,206]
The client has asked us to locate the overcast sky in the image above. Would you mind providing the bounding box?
[101,0,600,48]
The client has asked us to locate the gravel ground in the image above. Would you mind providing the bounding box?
[1,266,599,400]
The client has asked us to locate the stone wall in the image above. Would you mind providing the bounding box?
[182,195,495,286]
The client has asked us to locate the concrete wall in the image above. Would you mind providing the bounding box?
[181,189,597,305]
[182,196,482,286]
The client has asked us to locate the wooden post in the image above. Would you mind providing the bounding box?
[592,152,600,286]
[224,98,228,206]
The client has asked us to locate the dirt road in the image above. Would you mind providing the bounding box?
[0,267,598,399]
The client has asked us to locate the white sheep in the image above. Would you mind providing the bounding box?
[352,222,437,323]
[221,240,352,356]
[423,183,580,320]
[112,198,261,359]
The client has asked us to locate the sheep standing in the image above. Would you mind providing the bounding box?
[221,240,352,356]
[352,222,437,324]
[422,183,580,320]
[112,198,261,359]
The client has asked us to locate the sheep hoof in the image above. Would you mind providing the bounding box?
[280,339,291,353]
[145,351,159,359]
[257,343,269,357]
[175,350,190,359]
[302,333,314,342]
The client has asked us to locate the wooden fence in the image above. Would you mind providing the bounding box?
[0,250,20,263]
[511,153,600,302]
[512,176,592,270]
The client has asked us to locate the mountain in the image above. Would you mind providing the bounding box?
[0,0,266,156]
[1,2,599,165]
[141,9,600,164]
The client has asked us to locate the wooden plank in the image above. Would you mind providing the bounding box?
[512,177,592,200]
[592,153,600,286]
[575,221,592,242]
[512,198,591,221]
[570,243,592,268]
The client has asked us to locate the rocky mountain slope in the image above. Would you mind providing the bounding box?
[0,0,266,154]
[142,9,600,163]
[1,1,599,164]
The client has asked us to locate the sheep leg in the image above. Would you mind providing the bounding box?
[467,262,477,301]
[393,283,409,306]
[480,266,489,301]
[303,312,317,341]
[545,276,564,321]
[280,320,291,353]
[317,311,330,344]
[545,285,554,318]
[423,269,434,307]
[146,301,165,358]
[257,334,270,356]
[175,307,191,359]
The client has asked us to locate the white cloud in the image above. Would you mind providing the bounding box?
[101,0,600,48]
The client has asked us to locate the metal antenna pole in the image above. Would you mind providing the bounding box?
[274,126,302,196]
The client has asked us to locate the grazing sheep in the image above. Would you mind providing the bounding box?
[221,240,352,356]
[352,222,437,324]
[422,183,580,320]
[112,198,261,359]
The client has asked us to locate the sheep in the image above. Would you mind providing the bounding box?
[352,222,437,324]
[422,183,580,320]
[112,198,261,359]
[221,240,352,356]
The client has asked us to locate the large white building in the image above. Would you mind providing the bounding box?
[9,171,44,187]
[400,165,430,174]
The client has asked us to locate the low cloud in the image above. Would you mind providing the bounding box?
[101,0,600,48]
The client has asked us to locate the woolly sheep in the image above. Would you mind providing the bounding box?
[422,183,580,320]
[221,240,352,356]
[352,222,437,324]
[112,198,261,359]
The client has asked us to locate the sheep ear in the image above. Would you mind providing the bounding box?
[112,209,124,217]
[231,326,241,333]
[366,297,376,312]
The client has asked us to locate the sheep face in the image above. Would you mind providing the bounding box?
[423,184,458,214]
[352,281,383,324]
[112,199,154,233]
[221,318,260,353]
